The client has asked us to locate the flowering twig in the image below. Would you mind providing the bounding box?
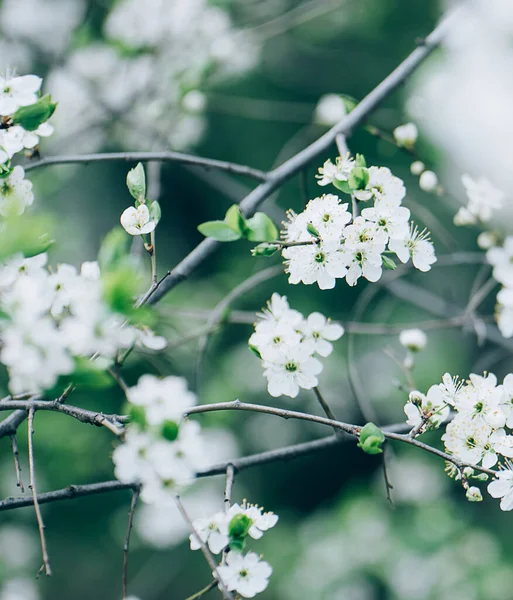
[28,408,52,576]
[23,151,268,181]
[174,495,235,600]
[9,433,24,492]
[122,486,141,600]
[142,8,460,307]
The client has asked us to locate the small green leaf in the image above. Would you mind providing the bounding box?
[348,167,370,191]
[102,266,141,315]
[340,94,358,113]
[125,403,147,428]
[332,179,351,194]
[126,163,146,201]
[67,358,114,390]
[98,227,131,274]
[381,255,397,270]
[251,243,278,257]
[228,514,252,540]
[0,215,54,262]
[245,212,278,242]
[357,422,385,455]
[149,200,161,224]
[248,344,262,359]
[12,94,57,131]
[224,204,247,235]
[355,153,367,168]
[306,222,320,238]
[197,221,242,241]
[161,420,179,441]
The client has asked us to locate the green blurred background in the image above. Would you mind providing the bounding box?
[1,1,512,599]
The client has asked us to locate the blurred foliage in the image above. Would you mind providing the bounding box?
[2,1,512,599]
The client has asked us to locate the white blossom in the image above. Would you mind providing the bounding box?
[217,551,272,599]
[393,123,418,148]
[316,155,355,187]
[488,467,513,511]
[0,166,34,217]
[388,225,436,272]
[466,486,483,502]
[0,72,41,116]
[300,312,344,357]
[314,94,346,126]
[227,502,279,540]
[404,386,450,432]
[487,237,513,286]
[190,511,229,554]
[128,374,196,426]
[283,241,347,290]
[262,342,322,398]
[418,170,438,192]
[399,329,427,351]
[461,174,504,223]
[442,415,497,468]
[120,204,157,235]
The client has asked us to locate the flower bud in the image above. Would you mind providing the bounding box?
[419,170,438,192]
[410,161,425,176]
[314,94,347,126]
[466,486,483,502]
[393,123,418,149]
[399,329,427,352]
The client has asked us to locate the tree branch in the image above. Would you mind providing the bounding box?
[23,151,268,182]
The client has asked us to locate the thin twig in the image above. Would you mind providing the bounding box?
[9,433,24,492]
[224,465,235,512]
[174,496,234,600]
[312,386,341,436]
[149,230,157,285]
[382,447,394,507]
[23,151,268,181]
[28,408,52,576]
[184,580,217,600]
[122,487,141,599]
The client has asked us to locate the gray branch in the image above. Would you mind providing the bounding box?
[23,152,268,182]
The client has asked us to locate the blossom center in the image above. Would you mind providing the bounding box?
[285,361,298,372]
[314,252,326,264]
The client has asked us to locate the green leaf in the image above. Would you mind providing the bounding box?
[102,266,141,316]
[124,403,147,428]
[245,212,278,242]
[228,514,252,540]
[46,358,114,394]
[306,222,320,238]
[355,153,367,168]
[126,163,146,201]
[381,255,397,270]
[149,200,161,224]
[12,94,57,131]
[0,215,54,262]
[340,94,358,113]
[224,204,247,235]
[98,227,131,273]
[251,243,278,257]
[357,422,385,455]
[332,179,351,194]
[161,420,180,441]
[248,344,262,359]
[348,167,370,191]
[197,220,241,241]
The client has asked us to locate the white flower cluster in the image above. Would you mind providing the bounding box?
[281,158,436,289]
[0,71,53,163]
[24,0,259,153]
[409,371,513,511]
[0,71,55,217]
[0,253,162,394]
[190,501,278,598]
[454,174,504,226]
[485,237,513,337]
[249,293,344,398]
[113,374,205,503]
